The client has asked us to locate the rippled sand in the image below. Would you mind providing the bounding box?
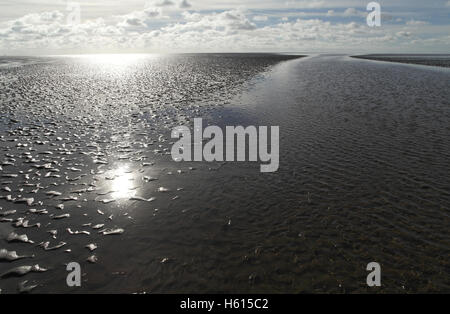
[0,54,449,293]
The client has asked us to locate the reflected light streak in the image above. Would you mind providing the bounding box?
[110,166,137,199]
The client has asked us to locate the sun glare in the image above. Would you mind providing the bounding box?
[110,166,137,199]
[82,54,147,66]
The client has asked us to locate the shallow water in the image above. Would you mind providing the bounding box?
[0,54,449,293]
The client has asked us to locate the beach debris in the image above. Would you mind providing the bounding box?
[160,257,171,264]
[87,255,98,263]
[52,213,70,220]
[18,280,38,293]
[40,241,67,251]
[67,228,90,235]
[7,232,34,244]
[28,208,48,215]
[14,218,41,228]
[130,196,156,202]
[0,209,16,216]
[86,244,97,251]
[60,196,78,202]
[1,265,47,278]
[14,198,34,206]
[101,199,115,204]
[2,174,18,178]
[93,159,108,165]
[0,249,33,262]
[46,191,62,197]
[101,228,124,235]
[48,230,57,239]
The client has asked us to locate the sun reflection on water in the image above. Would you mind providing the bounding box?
[84,54,144,66]
[110,166,137,199]
[61,54,160,76]
[70,53,160,68]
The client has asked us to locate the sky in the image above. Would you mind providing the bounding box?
[0,0,449,55]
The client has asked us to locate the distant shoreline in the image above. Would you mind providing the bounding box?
[352,54,450,68]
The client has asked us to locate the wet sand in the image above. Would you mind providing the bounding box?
[0,54,301,293]
[1,54,449,293]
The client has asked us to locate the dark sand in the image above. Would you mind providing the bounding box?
[353,54,450,68]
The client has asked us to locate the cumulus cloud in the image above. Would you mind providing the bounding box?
[180,9,257,32]
[117,7,166,29]
[147,0,191,9]
[155,0,175,6]
[325,8,365,17]
[0,3,449,54]
[343,8,359,16]
[253,15,268,22]
[179,0,192,9]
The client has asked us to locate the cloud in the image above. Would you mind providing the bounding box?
[147,0,191,9]
[253,15,268,22]
[323,8,365,17]
[406,19,429,26]
[176,9,257,32]
[179,0,192,9]
[343,8,359,16]
[154,0,175,6]
[117,7,166,29]
[396,31,411,37]
[0,3,449,54]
